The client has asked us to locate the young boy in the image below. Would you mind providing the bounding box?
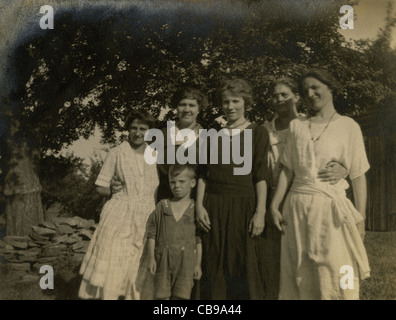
[147,163,202,300]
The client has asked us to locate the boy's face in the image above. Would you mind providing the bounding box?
[169,170,196,199]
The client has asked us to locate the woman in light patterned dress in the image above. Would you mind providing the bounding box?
[261,77,347,299]
[78,109,159,300]
[270,69,370,300]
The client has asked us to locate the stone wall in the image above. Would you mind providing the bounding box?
[0,216,96,282]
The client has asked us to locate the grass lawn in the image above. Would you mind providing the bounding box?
[0,231,395,300]
[360,231,396,300]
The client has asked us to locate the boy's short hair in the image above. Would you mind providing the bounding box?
[168,163,197,179]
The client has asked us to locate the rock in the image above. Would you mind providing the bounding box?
[52,234,68,243]
[29,247,42,253]
[4,254,19,263]
[39,221,57,230]
[77,219,96,229]
[0,240,6,248]
[18,274,40,283]
[78,229,93,240]
[28,241,41,248]
[31,226,57,238]
[56,224,74,235]
[18,250,40,257]
[0,247,19,254]
[3,236,31,243]
[37,256,58,264]
[72,253,86,263]
[72,241,90,252]
[29,230,50,242]
[57,216,81,227]
[40,244,67,257]
[5,244,14,250]
[5,240,28,250]
[7,262,31,272]
[18,255,38,263]
[31,240,51,246]
[66,234,82,245]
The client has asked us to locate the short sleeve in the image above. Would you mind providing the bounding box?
[252,124,270,184]
[146,204,161,240]
[347,121,370,180]
[95,148,117,187]
[280,120,295,169]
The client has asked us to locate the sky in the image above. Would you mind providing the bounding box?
[64,0,396,161]
[339,0,396,47]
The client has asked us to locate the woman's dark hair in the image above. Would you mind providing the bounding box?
[124,108,156,130]
[299,68,341,97]
[170,87,209,110]
[271,77,299,96]
[215,78,254,110]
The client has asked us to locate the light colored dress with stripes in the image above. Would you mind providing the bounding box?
[78,141,159,300]
[279,115,370,300]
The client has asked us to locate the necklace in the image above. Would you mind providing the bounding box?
[309,111,337,143]
[226,119,248,129]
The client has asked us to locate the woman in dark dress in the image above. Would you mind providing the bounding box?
[156,86,208,202]
[196,79,270,300]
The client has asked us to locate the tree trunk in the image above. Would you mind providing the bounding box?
[3,148,44,236]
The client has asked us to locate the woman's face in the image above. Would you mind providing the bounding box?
[221,90,245,123]
[272,84,299,116]
[128,119,149,148]
[177,98,200,127]
[302,77,333,112]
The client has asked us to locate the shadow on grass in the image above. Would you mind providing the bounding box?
[52,264,83,300]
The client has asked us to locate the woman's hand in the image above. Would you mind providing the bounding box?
[317,161,348,185]
[110,175,124,194]
[196,204,211,233]
[270,205,286,233]
[249,210,265,237]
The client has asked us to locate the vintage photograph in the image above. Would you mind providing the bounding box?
[0,0,395,301]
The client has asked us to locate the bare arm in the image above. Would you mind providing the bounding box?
[196,178,211,232]
[249,180,268,237]
[147,238,157,275]
[317,161,348,184]
[193,242,203,280]
[96,186,111,197]
[351,174,367,239]
[269,166,294,232]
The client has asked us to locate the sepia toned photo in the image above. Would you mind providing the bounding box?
[0,0,395,302]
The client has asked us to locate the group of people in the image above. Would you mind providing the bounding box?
[77,68,371,300]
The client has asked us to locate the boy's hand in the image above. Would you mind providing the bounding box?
[193,265,202,280]
[148,258,157,276]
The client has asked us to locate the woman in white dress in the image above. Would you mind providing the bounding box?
[262,77,347,299]
[270,69,370,300]
[78,109,159,300]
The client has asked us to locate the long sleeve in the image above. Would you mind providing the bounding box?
[252,124,270,184]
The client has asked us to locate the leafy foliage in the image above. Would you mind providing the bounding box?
[40,154,104,221]
[1,0,396,219]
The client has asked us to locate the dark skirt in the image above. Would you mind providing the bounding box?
[199,192,266,300]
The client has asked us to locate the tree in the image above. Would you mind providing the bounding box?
[1,0,395,235]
